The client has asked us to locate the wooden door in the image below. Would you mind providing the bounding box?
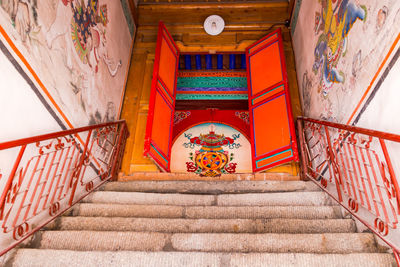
[246,29,298,172]
[144,22,179,171]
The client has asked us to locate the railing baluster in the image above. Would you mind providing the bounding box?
[351,142,371,210]
[49,146,71,204]
[0,120,129,255]
[379,138,400,213]
[298,116,400,258]
[359,146,381,216]
[324,126,343,202]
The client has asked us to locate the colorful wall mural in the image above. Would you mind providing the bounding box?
[293,0,400,125]
[176,71,248,101]
[293,0,400,177]
[171,123,252,176]
[0,0,135,135]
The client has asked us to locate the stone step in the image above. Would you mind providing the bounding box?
[37,231,377,254]
[82,191,334,206]
[100,180,320,194]
[67,203,343,219]
[11,250,396,267]
[47,217,355,234]
[119,172,300,182]
[217,191,334,206]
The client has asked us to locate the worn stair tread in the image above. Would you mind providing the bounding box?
[68,203,343,219]
[11,250,396,267]
[82,191,333,206]
[38,231,377,253]
[82,191,216,206]
[119,172,300,182]
[171,233,378,253]
[217,191,334,206]
[48,217,355,233]
[100,180,321,194]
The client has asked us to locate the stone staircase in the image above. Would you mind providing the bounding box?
[7,178,396,266]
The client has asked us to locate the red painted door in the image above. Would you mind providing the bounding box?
[246,28,298,172]
[144,22,179,171]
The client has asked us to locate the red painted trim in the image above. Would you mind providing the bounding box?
[150,140,170,160]
[0,145,26,212]
[144,21,179,172]
[247,29,280,53]
[299,117,400,143]
[254,144,292,160]
[157,76,174,105]
[254,156,295,173]
[69,129,92,205]
[148,150,168,172]
[172,119,251,144]
[277,29,298,161]
[249,80,285,101]
[180,51,245,55]
[250,88,286,108]
[246,28,298,172]
[144,22,164,156]
[248,38,279,58]
[0,26,74,130]
[346,32,400,125]
[0,120,126,150]
[305,171,400,253]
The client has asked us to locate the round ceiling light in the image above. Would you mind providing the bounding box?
[204,15,225,36]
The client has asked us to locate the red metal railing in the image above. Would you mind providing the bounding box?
[297,116,400,264]
[0,120,129,255]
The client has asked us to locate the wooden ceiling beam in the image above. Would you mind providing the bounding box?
[138,2,289,26]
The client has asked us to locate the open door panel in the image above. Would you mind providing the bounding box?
[144,22,179,171]
[246,28,298,172]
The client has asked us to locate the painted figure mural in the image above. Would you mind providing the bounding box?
[313,0,366,96]
[45,0,122,118]
[0,0,134,128]
[293,0,400,123]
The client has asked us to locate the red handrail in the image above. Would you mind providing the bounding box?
[299,117,400,143]
[0,120,127,150]
[0,120,129,256]
[297,116,400,264]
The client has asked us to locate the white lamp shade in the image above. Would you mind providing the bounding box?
[204,15,225,36]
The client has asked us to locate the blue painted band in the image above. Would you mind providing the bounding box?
[176,94,248,100]
[195,55,202,70]
[241,54,246,69]
[251,84,284,105]
[206,55,213,69]
[255,149,293,168]
[150,143,168,164]
[184,55,192,70]
[177,87,248,92]
[217,54,223,69]
[229,54,236,69]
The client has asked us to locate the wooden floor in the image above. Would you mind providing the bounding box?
[119,2,302,178]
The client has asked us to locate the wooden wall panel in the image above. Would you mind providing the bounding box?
[120,2,301,175]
